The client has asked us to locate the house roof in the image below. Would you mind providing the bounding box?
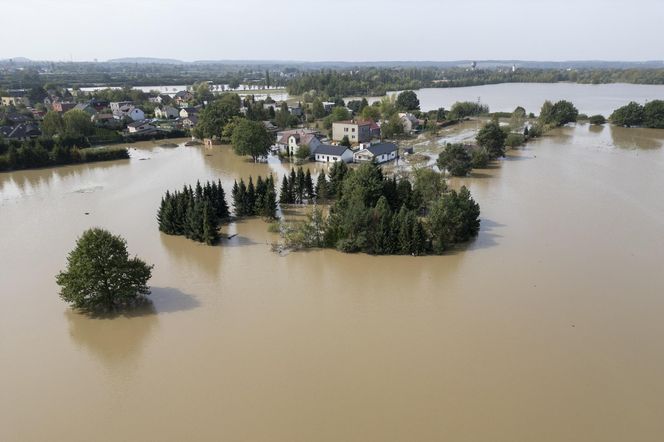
[366,142,397,156]
[276,129,319,145]
[335,119,372,127]
[7,123,41,139]
[93,113,115,120]
[74,103,93,111]
[316,144,350,156]
[127,120,152,128]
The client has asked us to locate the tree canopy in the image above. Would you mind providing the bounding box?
[193,94,241,139]
[476,120,507,158]
[538,100,579,127]
[437,143,472,177]
[231,119,272,161]
[610,100,664,128]
[56,228,153,313]
[396,90,420,111]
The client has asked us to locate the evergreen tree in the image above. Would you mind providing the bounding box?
[399,210,416,254]
[304,169,314,201]
[289,168,297,201]
[262,187,277,219]
[279,175,292,205]
[315,172,328,201]
[236,179,247,216]
[295,167,305,204]
[254,175,266,214]
[216,179,229,219]
[231,180,242,216]
[367,196,392,254]
[412,219,428,255]
[328,160,349,198]
[246,177,256,216]
[202,201,220,245]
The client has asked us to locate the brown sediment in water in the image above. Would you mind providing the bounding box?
[1,123,664,441]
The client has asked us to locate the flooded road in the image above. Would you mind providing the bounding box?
[2,126,664,441]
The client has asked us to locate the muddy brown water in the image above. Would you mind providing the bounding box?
[2,126,664,441]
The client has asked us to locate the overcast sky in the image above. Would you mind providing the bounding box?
[3,0,662,62]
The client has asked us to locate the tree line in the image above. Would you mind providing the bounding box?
[285,67,664,99]
[157,180,230,245]
[0,137,128,171]
[279,167,315,204]
[610,100,664,128]
[231,175,277,219]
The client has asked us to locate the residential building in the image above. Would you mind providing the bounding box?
[174,90,194,106]
[399,113,420,134]
[52,102,76,113]
[275,129,322,157]
[110,101,133,112]
[155,105,179,119]
[73,102,98,116]
[289,105,304,117]
[5,123,41,141]
[113,105,145,121]
[127,120,156,134]
[181,115,198,129]
[1,93,30,107]
[92,113,121,128]
[332,120,373,143]
[179,107,199,119]
[353,142,398,164]
[313,145,354,163]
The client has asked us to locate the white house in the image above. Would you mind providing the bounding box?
[127,120,156,134]
[275,129,322,157]
[314,144,354,163]
[179,107,199,119]
[110,101,133,111]
[353,142,398,164]
[155,105,179,119]
[113,105,145,121]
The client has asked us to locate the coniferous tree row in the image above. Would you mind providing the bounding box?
[278,166,316,205]
[231,174,277,219]
[157,179,229,245]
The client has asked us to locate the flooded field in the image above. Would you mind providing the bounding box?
[356,82,664,115]
[2,123,664,441]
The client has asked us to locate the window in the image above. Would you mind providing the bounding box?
[344,127,348,132]
[352,128,356,132]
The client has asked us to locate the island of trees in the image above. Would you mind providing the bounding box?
[610,100,664,128]
[281,163,480,255]
[157,175,277,245]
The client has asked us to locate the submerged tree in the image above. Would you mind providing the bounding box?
[437,143,472,177]
[56,228,153,313]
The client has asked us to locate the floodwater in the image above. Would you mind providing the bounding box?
[2,125,664,441]
[357,82,664,115]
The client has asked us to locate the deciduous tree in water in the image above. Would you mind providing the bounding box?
[56,228,153,313]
